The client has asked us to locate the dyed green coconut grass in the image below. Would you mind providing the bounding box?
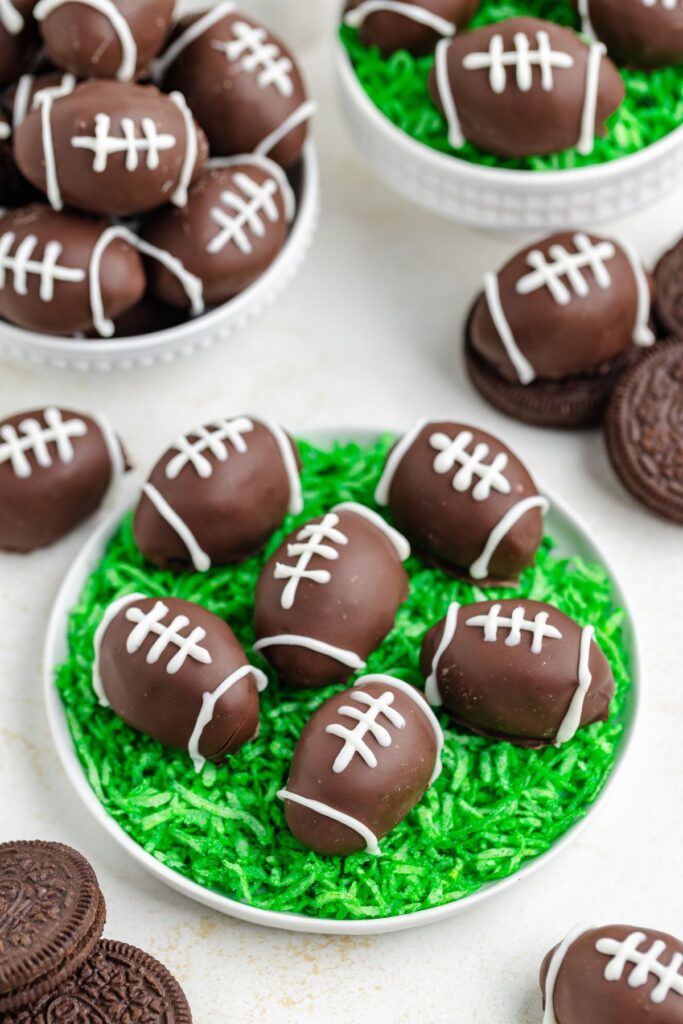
[56,437,632,921]
[340,0,683,171]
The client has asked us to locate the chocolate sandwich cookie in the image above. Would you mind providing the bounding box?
[0,841,106,1013]
[465,307,641,429]
[604,339,683,524]
[654,237,683,337]
[1,939,193,1023]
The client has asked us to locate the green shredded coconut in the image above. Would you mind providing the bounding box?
[56,437,632,921]
[340,0,683,171]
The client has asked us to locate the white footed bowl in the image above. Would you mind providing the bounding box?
[335,34,683,231]
[0,143,319,373]
[44,427,640,936]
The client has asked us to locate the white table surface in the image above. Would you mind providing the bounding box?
[1,22,682,1024]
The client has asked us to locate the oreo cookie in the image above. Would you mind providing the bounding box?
[1,939,193,1023]
[605,339,683,523]
[0,841,106,1013]
[464,304,640,429]
[654,237,683,336]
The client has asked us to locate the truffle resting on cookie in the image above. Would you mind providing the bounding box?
[254,503,410,689]
[375,419,546,584]
[133,415,302,572]
[421,599,615,747]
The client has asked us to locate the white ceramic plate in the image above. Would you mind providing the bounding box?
[335,20,683,231]
[43,428,640,935]
[0,144,319,374]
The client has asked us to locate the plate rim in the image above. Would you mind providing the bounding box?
[43,426,642,936]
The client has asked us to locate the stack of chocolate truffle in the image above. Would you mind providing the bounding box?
[0,0,313,338]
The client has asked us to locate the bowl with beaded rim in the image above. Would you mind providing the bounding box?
[335,1,683,231]
[0,142,319,374]
[43,426,640,935]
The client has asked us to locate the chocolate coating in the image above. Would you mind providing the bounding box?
[141,159,293,308]
[158,8,309,168]
[134,416,301,572]
[654,236,683,336]
[421,599,615,746]
[14,80,208,217]
[0,204,146,335]
[470,231,653,384]
[282,677,441,855]
[37,0,174,79]
[377,420,544,584]
[573,0,683,69]
[540,924,683,1024]
[429,17,624,158]
[343,0,478,56]
[254,505,410,689]
[0,406,127,553]
[97,595,262,763]
[0,1,39,89]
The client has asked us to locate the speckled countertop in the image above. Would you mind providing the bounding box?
[1,14,682,1024]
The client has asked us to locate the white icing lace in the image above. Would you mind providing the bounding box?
[125,601,212,674]
[0,232,85,301]
[207,173,281,255]
[213,20,294,96]
[165,417,254,480]
[596,932,683,1005]
[465,604,563,653]
[429,430,511,501]
[516,233,616,305]
[0,0,23,34]
[274,513,348,610]
[71,113,177,172]
[326,690,406,773]
[463,30,574,93]
[0,408,88,478]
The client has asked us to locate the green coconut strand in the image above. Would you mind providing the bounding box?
[340,0,683,172]
[56,437,632,921]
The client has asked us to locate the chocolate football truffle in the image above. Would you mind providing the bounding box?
[429,17,624,157]
[541,922,683,1024]
[254,502,410,689]
[466,231,655,427]
[0,205,147,335]
[141,156,294,308]
[375,419,546,584]
[34,0,174,80]
[576,0,683,69]
[14,79,208,216]
[0,0,39,89]
[0,406,128,553]
[279,674,443,855]
[155,2,312,169]
[134,415,303,573]
[343,0,478,56]
[421,599,615,746]
[93,595,267,771]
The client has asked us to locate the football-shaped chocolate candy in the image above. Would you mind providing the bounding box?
[421,599,615,746]
[375,419,545,583]
[155,2,312,169]
[34,0,175,80]
[93,595,267,771]
[429,16,624,157]
[134,415,302,573]
[14,79,208,216]
[141,156,295,308]
[0,406,127,553]
[0,205,146,335]
[254,502,410,690]
[576,0,683,69]
[343,0,478,56]
[469,231,655,386]
[0,0,39,89]
[279,674,443,855]
[541,922,683,1024]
